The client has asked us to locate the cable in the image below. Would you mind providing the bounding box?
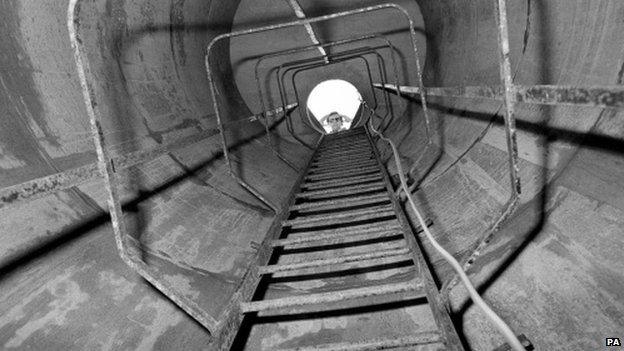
[364,101,525,351]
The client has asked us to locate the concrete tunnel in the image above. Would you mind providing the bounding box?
[1,0,623,350]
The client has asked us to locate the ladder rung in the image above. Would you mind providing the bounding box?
[312,157,376,168]
[325,131,366,140]
[301,174,382,190]
[314,151,372,160]
[258,247,411,274]
[274,219,431,249]
[312,154,373,165]
[277,333,442,351]
[296,182,385,199]
[286,220,401,237]
[316,147,371,156]
[311,161,378,173]
[306,168,379,181]
[317,141,370,149]
[283,205,394,227]
[321,137,368,145]
[240,280,425,313]
[309,164,379,177]
[272,227,403,249]
[290,193,389,212]
[318,144,370,152]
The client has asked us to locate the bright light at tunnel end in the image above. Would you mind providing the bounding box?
[307,79,362,134]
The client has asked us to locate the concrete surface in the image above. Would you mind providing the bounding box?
[0,0,623,350]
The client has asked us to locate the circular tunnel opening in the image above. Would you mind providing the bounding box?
[306,79,362,134]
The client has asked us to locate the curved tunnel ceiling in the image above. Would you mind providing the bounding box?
[0,0,622,350]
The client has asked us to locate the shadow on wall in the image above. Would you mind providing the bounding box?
[398,1,624,346]
[1,6,312,296]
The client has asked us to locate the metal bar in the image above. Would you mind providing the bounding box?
[313,147,372,157]
[290,193,389,212]
[290,194,389,212]
[305,168,380,181]
[254,37,372,150]
[254,35,402,112]
[274,219,431,249]
[307,163,378,176]
[272,227,402,249]
[295,181,385,199]
[315,146,372,154]
[283,204,394,226]
[317,145,372,153]
[68,0,219,335]
[289,47,398,133]
[320,139,370,147]
[438,0,524,319]
[312,154,374,165]
[0,103,295,209]
[495,0,521,196]
[278,333,442,351]
[240,280,425,313]
[310,164,379,176]
[222,103,298,128]
[310,160,378,173]
[301,174,383,189]
[254,34,403,133]
[257,113,301,173]
[311,160,378,172]
[275,49,382,141]
[314,152,373,161]
[286,219,401,238]
[258,247,411,274]
[206,2,429,153]
[284,0,328,61]
[313,151,373,160]
[202,4,429,347]
[205,72,279,214]
[245,4,420,140]
[318,139,370,148]
[279,53,379,136]
[376,83,624,109]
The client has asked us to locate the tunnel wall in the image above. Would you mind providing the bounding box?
[383,0,624,349]
[0,0,623,350]
[230,0,425,144]
[0,0,310,348]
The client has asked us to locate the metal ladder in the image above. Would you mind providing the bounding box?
[239,126,463,350]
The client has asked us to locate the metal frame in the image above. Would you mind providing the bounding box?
[286,57,376,135]
[367,0,624,309]
[203,3,429,347]
[253,34,403,112]
[270,48,382,146]
[252,34,404,145]
[67,0,222,335]
[205,2,429,219]
[266,43,400,138]
[54,0,624,347]
[0,104,295,210]
[377,83,624,108]
[278,51,384,135]
[288,47,397,132]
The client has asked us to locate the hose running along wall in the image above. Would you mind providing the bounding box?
[0,0,623,350]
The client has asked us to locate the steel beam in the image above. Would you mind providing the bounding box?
[284,0,328,61]
[376,83,624,108]
[0,104,295,209]
[68,0,220,336]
